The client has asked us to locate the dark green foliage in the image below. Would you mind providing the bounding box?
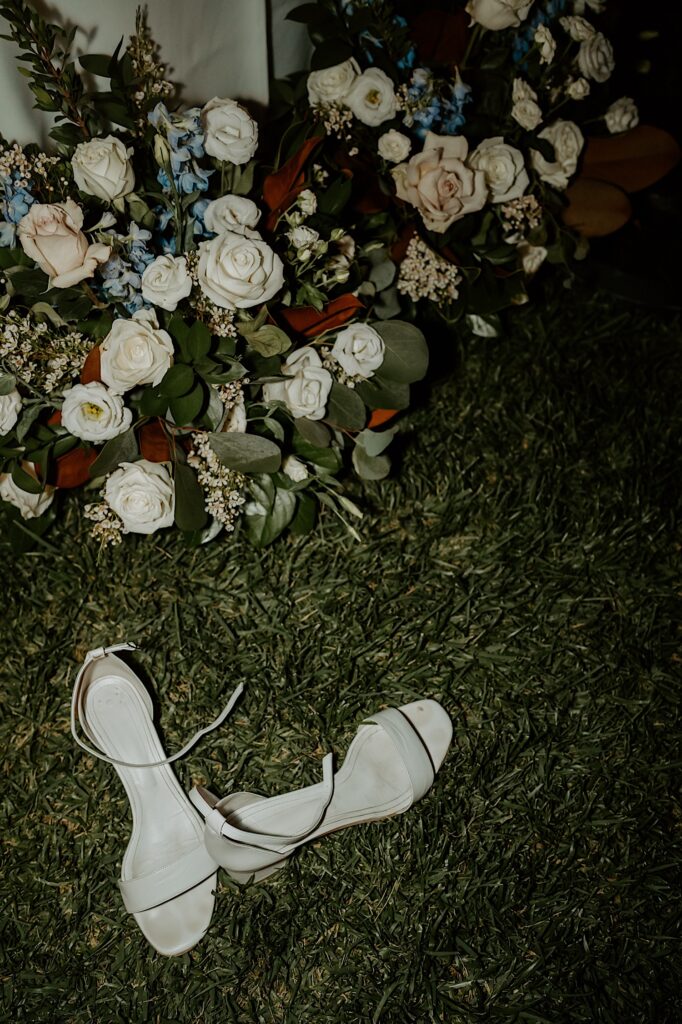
[1,286,680,1022]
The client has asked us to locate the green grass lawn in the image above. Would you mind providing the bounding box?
[2,284,680,1023]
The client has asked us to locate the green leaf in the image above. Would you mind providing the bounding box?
[318,176,352,216]
[0,373,17,396]
[159,364,195,398]
[352,444,391,481]
[374,321,429,383]
[88,427,138,478]
[325,383,367,431]
[289,492,317,535]
[174,461,208,532]
[208,432,282,474]
[186,321,212,362]
[355,376,410,410]
[367,248,397,292]
[78,53,112,77]
[232,160,256,197]
[295,417,331,448]
[311,39,354,71]
[246,325,292,358]
[244,476,296,547]
[292,436,342,473]
[139,386,169,418]
[355,426,398,458]
[15,403,44,443]
[170,382,205,426]
[11,463,43,494]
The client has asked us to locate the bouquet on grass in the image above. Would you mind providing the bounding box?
[275,0,680,336]
[0,2,428,550]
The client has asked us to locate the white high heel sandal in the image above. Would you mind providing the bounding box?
[71,643,243,956]
[190,699,452,884]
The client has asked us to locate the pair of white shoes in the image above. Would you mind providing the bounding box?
[72,643,453,956]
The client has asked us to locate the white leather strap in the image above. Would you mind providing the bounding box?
[364,708,434,802]
[118,841,217,914]
[71,642,244,769]
[201,753,335,854]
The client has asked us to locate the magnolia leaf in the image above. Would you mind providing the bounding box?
[563,178,632,238]
[374,321,429,383]
[174,461,208,532]
[581,126,681,194]
[208,431,282,473]
[88,427,138,478]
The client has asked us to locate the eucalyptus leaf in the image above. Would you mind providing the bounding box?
[352,444,391,481]
[246,325,292,358]
[88,427,138,478]
[324,383,367,431]
[355,426,398,458]
[374,321,429,383]
[244,476,296,547]
[174,461,208,532]
[355,376,410,410]
[208,432,282,473]
[289,491,317,535]
[0,373,17,397]
[295,417,331,448]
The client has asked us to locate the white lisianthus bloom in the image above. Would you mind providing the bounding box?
[466,0,534,31]
[605,97,639,134]
[71,135,135,202]
[307,58,360,106]
[0,388,21,434]
[197,231,284,310]
[201,98,258,164]
[17,200,111,289]
[262,346,332,421]
[61,382,132,442]
[332,324,385,379]
[469,138,529,204]
[221,391,247,433]
[203,195,261,237]
[566,77,591,100]
[511,78,543,131]
[534,25,556,64]
[100,310,174,395]
[559,15,595,41]
[288,225,320,252]
[104,460,175,534]
[392,132,488,233]
[578,31,615,83]
[282,455,309,482]
[345,68,398,127]
[531,120,584,190]
[518,242,548,276]
[378,130,412,164]
[0,469,54,518]
[141,254,192,312]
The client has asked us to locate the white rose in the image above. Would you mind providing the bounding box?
[511,78,542,131]
[141,254,192,312]
[17,200,111,289]
[577,32,614,82]
[605,97,639,134]
[531,120,584,190]
[534,25,556,64]
[262,346,332,421]
[307,59,360,106]
[61,381,132,443]
[566,78,591,100]
[345,68,397,127]
[201,98,258,165]
[559,15,595,41]
[297,189,317,216]
[378,130,411,164]
[466,0,534,31]
[288,225,320,251]
[518,242,548,275]
[0,388,21,434]
[100,310,174,395]
[71,135,135,202]
[469,137,529,204]
[0,468,54,519]
[197,231,284,310]
[203,195,261,237]
[282,455,308,482]
[331,324,385,380]
[104,459,175,535]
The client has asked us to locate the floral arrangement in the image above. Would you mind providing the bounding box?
[0,2,428,549]
[276,0,679,335]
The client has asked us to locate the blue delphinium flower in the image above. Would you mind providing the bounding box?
[99,223,154,313]
[0,174,35,246]
[148,102,212,196]
[191,198,211,237]
[513,0,568,62]
[440,76,473,135]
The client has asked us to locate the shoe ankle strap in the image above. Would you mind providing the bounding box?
[71,642,244,769]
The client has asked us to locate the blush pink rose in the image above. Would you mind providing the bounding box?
[17,199,111,288]
[392,132,488,233]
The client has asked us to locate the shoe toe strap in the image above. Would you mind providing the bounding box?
[118,842,217,915]
[364,707,435,803]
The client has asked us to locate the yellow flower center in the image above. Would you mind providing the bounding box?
[83,402,104,420]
